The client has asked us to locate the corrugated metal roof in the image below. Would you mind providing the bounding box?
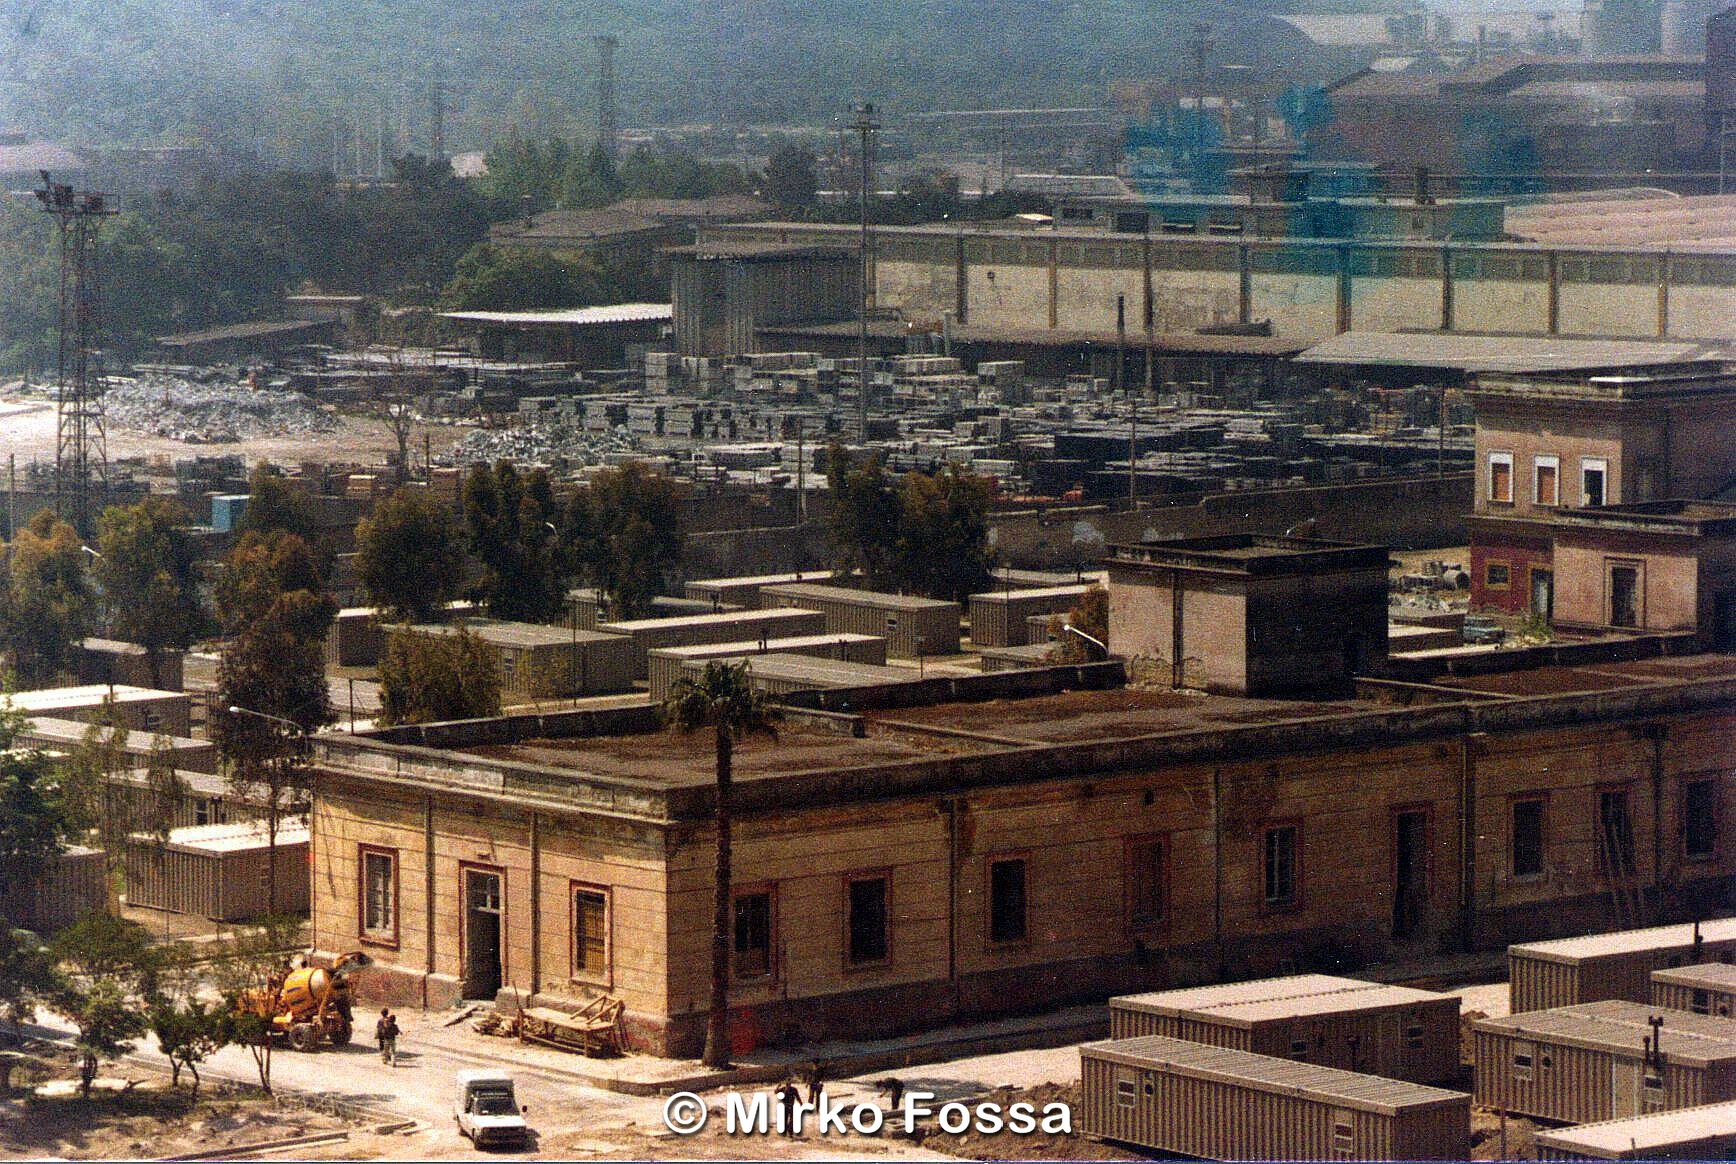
[687,571,839,591]
[698,653,914,686]
[1533,1098,1736,1155]
[440,303,672,327]
[155,818,311,854]
[1114,974,1370,1016]
[650,633,882,661]
[1083,1035,1470,1114]
[762,582,959,612]
[1511,918,1736,963]
[1652,962,1736,989]
[1297,331,1731,372]
[598,607,823,633]
[1476,1001,1736,1065]
[1204,984,1456,1025]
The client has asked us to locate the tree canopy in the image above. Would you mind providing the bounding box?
[564,462,685,622]
[824,447,994,601]
[462,462,563,623]
[354,488,463,622]
[376,628,502,726]
[94,497,209,689]
[0,510,95,688]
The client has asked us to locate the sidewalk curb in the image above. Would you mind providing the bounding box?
[445,1015,1109,1097]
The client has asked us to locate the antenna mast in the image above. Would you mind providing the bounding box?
[34,171,115,534]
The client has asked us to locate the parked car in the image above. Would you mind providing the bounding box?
[455,1070,532,1148]
[1462,614,1506,645]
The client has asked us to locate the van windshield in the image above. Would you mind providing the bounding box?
[472,1092,518,1116]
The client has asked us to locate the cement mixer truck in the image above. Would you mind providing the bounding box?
[237,951,372,1051]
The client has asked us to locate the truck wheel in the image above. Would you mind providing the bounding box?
[289,1023,319,1052]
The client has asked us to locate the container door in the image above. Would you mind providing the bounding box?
[1612,1058,1641,1118]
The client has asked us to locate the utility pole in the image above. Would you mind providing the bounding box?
[35,172,115,536]
[849,102,880,442]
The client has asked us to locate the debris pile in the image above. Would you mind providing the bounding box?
[104,373,339,443]
[443,419,636,468]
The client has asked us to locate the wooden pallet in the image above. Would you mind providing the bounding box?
[518,997,625,1057]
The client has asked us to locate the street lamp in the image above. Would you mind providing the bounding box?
[227,703,307,740]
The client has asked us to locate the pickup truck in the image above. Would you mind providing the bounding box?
[1461,614,1506,646]
[455,1070,532,1148]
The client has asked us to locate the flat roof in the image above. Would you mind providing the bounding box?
[598,607,825,634]
[1107,533,1389,576]
[155,317,335,346]
[4,685,186,710]
[1532,1098,1736,1156]
[1298,330,1732,373]
[1082,1035,1469,1114]
[757,318,1308,358]
[762,582,959,612]
[1652,962,1736,990]
[1476,1001,1736,1066]
[969,584,1090,603]
[695,653,914,688]
[20,716,211,754]
[1205,984,1456,1025]
[440,303,672,327]
[1510,918,1736,964]
[151,818,311,853]
[686,570,839,590]
[649,633,883,661]
[1115,974,1373,1015]
[396,620,623,649]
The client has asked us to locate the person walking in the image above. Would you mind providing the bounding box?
[775,1078,801,1136]
[376,1008,399,1066]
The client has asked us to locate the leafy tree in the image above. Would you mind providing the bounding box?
[824,448,994,600]
[376,629,501,726]
[209,914,306,1094]
[354,488,463,622]
[238,465,327,569]
[212,530,335,913]
[0,923,53,1046]
[56,700,132,909]
[762,145,819,210]
[462,462,563,623]
[93,497,209,689]
[823,446,902,586]
[148,944,226,1093]
[47,912,154,1097]
[0,510,95,687]
[1049,584,1109,662]
[439,243,604,312]
[662,661,779,1070]
[564,462,685,621]
[0,703,72,928]
[892,465,995,601]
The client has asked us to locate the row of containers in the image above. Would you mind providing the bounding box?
[1079,918,1736,1161]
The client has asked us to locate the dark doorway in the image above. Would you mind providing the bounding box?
[1610,565,1639,628]
[1393,811,1427,939]
[1530,569,1554,621]
[1713,594,1735,650]
[463,869,503,1000]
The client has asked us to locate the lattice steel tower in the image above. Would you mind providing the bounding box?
[35,171,115,534]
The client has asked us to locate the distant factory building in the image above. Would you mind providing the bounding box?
[439,302,671,365]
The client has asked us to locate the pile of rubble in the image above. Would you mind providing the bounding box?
[103,372,339,443]
[442,419,636,468]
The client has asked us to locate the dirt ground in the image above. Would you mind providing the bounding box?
[0,1042,365,1161]
[0,396,463,472]
[1471,1106,1544,1160]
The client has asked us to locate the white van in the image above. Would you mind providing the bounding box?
[455,1069,531,1147]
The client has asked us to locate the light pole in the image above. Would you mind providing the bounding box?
[849,102,880,442]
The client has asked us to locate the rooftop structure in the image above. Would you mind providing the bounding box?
[1532,1098,1736,1160]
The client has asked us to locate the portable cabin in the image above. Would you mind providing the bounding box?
[684,653,919,698]
[967,585,1091,648]
[1509,919,1736,1014]
[683,570,837,610]
[389,621,636,698]
[1534,1098,1736,1160]
[646,633,886,701]
[759,582,961,657]
[1110,975,1461,1084]
[1079,1035,1471,1161]
[123,819,311,921]
[3,685,192,736]
[595,607,826,678]
[14,846,107,933]
[568,588,737,630]
[1472,1000,1736,1124]
[1652,962,1736,1018]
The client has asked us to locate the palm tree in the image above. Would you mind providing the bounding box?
[662,660,779,1069]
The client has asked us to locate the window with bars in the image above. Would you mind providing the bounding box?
[733,891,773,980]
[1126,837,1167,930]
[573,887,607,978]
[846,874,890,965]
[1686,779,1719,859]
[989,858,1028,943]
[1512,799,1545,878]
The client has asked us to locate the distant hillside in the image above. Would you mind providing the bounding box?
[0,0,1364,156]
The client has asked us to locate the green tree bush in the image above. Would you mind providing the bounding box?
[376,629,502,726]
